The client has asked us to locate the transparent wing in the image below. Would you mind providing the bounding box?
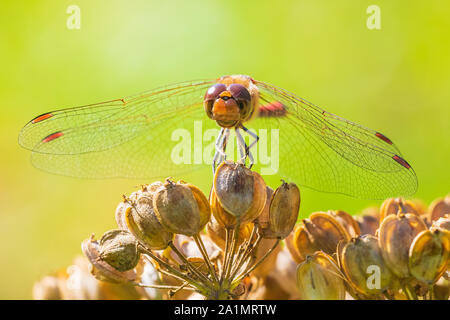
[249,80,417,199]
[19,80,223,179]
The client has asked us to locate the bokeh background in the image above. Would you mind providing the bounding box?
[0,0,449,299]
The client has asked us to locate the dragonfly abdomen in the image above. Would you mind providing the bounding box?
[258,101,287,117]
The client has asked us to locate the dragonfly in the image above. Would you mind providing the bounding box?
[18,74,417,199]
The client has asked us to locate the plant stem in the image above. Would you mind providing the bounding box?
[193,234,219,285]
[233,239,280,284]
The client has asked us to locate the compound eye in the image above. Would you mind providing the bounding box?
[204,83,227,101]
[228,83,251,102]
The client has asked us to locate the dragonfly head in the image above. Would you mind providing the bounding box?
[204,83,252,128]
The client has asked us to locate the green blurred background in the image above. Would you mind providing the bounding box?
[0,0,449,299]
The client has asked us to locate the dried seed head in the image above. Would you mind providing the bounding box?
[291,224,318,263]
[340,235,395,296]
[82,234,138,284]
[153,179,210,236]
[261,181,300,239]
[303,212,351,255]
[379,197,420,222]
[378,213,427,278]
[125,195,173,250]
[98,229,140,272]
[409,229,450,285]
[428,195,450,223]
[296,252,345,300]
[213,161,267,224]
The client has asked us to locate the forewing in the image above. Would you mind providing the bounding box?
[21,80,221,179]
[250,80,417,199]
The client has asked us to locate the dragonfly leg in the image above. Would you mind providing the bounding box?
[235,127,247,165]
[212,128,230,173]
[240,125,259,169]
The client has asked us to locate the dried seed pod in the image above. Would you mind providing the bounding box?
[98,229,140,272]
[330,210,360,238]
[285,230,304,264]
[153,179,210,236]
[303,212,351,255]
[356,214,379,236]
[262,181,300,239]
[340,235,395,296]
[125,198,173,250]
[213,161,267,224]
[292,224,319,263]
[82,234,138,284]
[409,229,450,285]
[431,214,450,232]
[379,197,419,222]
[428,195,450,222]
[296,252,345,300]
[254,186,274,231]
[378,213,427,278]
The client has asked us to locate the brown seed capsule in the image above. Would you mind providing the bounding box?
[254,186,274,231]
[431,214,450,232]
[330,210,360,238]
[428,195,450,222]
[356,213,380,236]
[296,252,345,300]
[303,212,351,255]
[213,161,267,224]
[292,224,319,263]
[125,198,173,250]
[98,229,140,272]
[409,229,450,285]
[379,197,419,222]
[285,230,304,264]
[153,179,210,236]
[82,234,138,283]
[262,181,300,239]
[339,235,395,296]
[378,213,427,278]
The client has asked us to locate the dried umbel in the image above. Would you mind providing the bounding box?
[153,179,210,236]
[296,252,345,300]
[378,213,427,279]
[339,235,395,296]
[124,184,173,250]
[428,195,450,222]
[379,197,420,222]
[98,229,141,272]
[408,229,450,285]
[212,161,267,225]
[260,181,300,240]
